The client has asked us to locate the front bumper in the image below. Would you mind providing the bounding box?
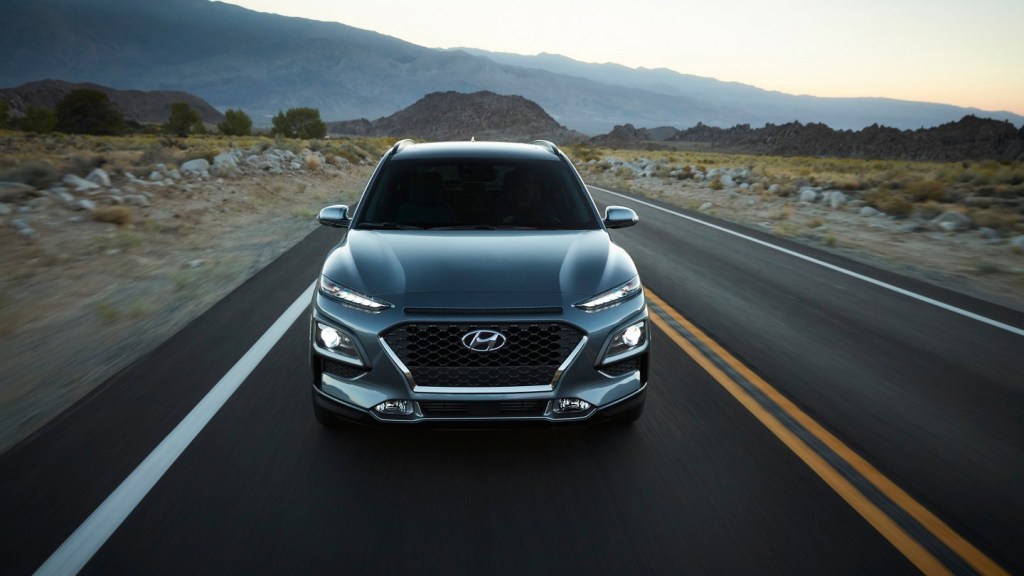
[310,291,649,425]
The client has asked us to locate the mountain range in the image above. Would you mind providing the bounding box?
[1,0,1021,134]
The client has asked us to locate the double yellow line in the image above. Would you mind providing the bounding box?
[645,289,1007,576]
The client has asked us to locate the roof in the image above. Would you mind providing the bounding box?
[390,140,562,161]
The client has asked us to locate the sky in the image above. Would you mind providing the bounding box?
[224,0,1024,115]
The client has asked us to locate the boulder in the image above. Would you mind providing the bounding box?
[798,187,819,203]
[826,190,847,210]
[860,207,881,217]
[86,168,111,187]
[62,174,100,192]
[930,211,973,232]
[180,158,210,176]
[211,152,241,178]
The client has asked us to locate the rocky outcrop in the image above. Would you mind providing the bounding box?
[595,115,1023,162]
[326,91,586,144]
[0,80,224,125]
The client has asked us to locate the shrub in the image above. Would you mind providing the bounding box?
[0,99,8,129]
[56,89,125,135]
[0,160,60,188]
[271,107,326,139]
[93,206,133,226]
[865,187,912,218]
[20,106,57,134]
[905,180,945,201]
[218,108,252,136]
[164,102,204,137]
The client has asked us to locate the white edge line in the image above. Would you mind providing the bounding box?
[592,185,1024,337]
[34,282,317,576]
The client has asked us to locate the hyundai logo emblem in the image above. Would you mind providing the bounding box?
[462,329,507,352]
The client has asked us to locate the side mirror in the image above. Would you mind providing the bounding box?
[604,206,638,229]
[317,205,350,228]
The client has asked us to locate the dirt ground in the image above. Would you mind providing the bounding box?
[0,163,373,453]
[2,152,1022,454]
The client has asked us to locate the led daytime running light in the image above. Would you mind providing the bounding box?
[575,275,642,311]
[319,276,392,311]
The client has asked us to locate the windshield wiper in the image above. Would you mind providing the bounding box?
[357,222,423,230]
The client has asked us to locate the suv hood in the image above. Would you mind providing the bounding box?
[321,230,637,308]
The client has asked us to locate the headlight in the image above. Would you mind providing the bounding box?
[574,275,642,312]
[319,275,392,312]
[314,321,364,366]
[601,319,649,365]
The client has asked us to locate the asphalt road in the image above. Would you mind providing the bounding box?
[1,186,1020,575]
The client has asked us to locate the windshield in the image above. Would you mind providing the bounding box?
[356,158,600,230]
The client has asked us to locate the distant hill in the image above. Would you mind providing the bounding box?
[327,91,585,144]
[0,0,1020,134]
[590,116,1024,162]
[0,80,224,125]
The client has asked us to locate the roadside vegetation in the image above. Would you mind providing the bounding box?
[567,144,1024,237]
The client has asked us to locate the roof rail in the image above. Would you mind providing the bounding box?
[530,140,559,155]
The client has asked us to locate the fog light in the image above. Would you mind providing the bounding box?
[622,324,643,347]
[319,326,341,349]
[554,398,592,414]
[374,400,415,416]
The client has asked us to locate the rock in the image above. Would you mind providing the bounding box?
[699,202,713,212]
[86,168,111,187]
[73,199,96,212]
[1010,236,1024,251]
[180,158,210,177]
[930,211,973,232]
[0,203,10,216]
[51,190,75,204]
[10,218,36,238]
[860,207,881,217]
[978,227,1001,240]
[108,195,125,205]
[720,174,735,188]
[798,187,819,203]
[26,197,51,210]
[211,152,241,178]
[148,171,163,182]
[767,184,781,195]
[825,190,847,210]
[125,194,150,207]
[167,169,182,181]
[0,181,38,202]
[62,174,101,192]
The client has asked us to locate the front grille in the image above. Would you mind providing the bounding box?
[404,307,562,316]
[382,322,584,388]
[420,400,548,417]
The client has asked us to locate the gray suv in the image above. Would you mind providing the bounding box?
[310,140,648,425]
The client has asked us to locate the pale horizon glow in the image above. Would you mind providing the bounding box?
[223,0,1024,116]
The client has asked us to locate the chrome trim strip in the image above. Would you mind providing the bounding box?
[413,385,553,394]
[379,337,416,389]
[550,335,588,386]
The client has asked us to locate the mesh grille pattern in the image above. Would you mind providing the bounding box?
[420,400,548,417]
[383,322,583,388]
[600,356,642,377]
